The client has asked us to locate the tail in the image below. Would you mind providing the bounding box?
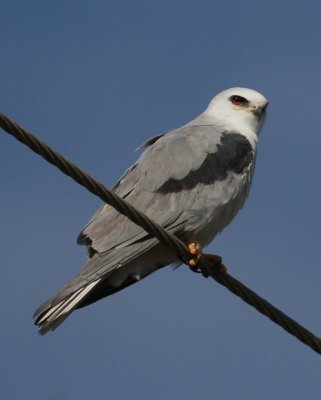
[33,279,101,335]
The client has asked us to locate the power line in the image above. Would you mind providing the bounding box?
[1,112,320,355]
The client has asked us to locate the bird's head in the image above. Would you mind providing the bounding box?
[205,87,268,136]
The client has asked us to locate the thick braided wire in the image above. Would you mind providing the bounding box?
[1,112,321,355]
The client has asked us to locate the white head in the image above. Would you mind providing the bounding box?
[204,87,268,137]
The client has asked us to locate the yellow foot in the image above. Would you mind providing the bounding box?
[187,241,227,275]
[188,242,203,268]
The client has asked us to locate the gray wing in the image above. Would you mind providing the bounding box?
[77,126,253,255]
[77,126,218,254]
[34,125,254,330]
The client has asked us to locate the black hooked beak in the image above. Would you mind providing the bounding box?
[253,101,269,120]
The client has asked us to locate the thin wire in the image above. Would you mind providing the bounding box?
[1,111,321,355]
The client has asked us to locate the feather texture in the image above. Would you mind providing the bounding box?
[34,87,268,333]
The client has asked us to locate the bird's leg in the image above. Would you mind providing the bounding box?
[187,242,227,276]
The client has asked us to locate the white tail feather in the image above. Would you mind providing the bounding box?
[36,279,101,334]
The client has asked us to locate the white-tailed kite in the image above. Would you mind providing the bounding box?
[34,87,268,334]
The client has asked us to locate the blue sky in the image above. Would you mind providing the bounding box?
[1,1,321,399]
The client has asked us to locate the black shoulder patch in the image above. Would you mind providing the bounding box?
[219,133,254,174]
[158,132,254,194]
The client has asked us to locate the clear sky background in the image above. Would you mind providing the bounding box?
[1,1,321,399]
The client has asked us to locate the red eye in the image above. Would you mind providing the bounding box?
[232,97,241,105]
[230,95,248,106]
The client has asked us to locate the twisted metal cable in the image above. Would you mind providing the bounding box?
[0,113,190,261]
[1,112,321,355]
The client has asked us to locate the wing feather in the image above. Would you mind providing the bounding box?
[78,125,221,252]
[34,124,254,330]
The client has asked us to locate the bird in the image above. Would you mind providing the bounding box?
[34,87,268,334]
